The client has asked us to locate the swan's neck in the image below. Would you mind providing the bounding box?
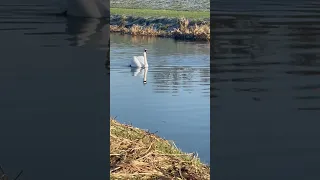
[144,52,148,66]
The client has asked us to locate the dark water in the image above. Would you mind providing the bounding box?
[110,34,210,164]
[212,0,320,179]
[0,2,109,179]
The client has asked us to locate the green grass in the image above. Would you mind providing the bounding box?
[110,8,209,20]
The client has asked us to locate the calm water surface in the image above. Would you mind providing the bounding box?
[212,0,320,179]
[0,1,108,179]
[110,34,210,164]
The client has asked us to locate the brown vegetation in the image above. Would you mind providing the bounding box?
[110,118,210,180]
[110,16,210,41]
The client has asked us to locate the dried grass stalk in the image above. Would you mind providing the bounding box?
[110,118,210,180]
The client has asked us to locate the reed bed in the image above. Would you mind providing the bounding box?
[110,16,210,41]
[110,118,210,180]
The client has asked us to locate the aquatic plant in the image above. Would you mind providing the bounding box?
[110,118,210,179]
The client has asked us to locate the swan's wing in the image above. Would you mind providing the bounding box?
[135,56,145,65]
[131,56,142,67]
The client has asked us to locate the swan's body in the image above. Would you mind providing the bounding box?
[131,56,146,68]
[130,49,149,68]
[61,0,109,18]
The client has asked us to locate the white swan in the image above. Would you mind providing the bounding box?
[130,49,149,68]
[59,0,109,18]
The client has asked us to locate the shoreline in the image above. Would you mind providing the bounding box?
[110,118,210,179]
[110,8,210,41]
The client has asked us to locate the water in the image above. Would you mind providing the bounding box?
[0,1,109,179]
[110,34,210,164]
[212,0,320,179]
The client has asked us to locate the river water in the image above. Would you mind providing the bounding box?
[110,34,210,164]
[212,0,320,179]
[0,1,109,179]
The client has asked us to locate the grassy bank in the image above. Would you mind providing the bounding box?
[111,8,209,19]
[110,8,210,41]
[110,118,210,179]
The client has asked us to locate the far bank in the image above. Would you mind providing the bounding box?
[110,8,210,41]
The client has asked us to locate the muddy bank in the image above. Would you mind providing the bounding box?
[110,15,210,41]
[110,118,210,179]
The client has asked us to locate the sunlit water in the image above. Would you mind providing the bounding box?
[0,1,108,179]
[110,34,210,164]
[212,0,320,179]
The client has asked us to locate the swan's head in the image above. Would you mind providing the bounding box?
[144,49,147,53]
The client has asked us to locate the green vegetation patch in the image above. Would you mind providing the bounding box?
[110,8,209,20]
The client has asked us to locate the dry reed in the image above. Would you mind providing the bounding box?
[110,118,210,180]
[110,17,210,41]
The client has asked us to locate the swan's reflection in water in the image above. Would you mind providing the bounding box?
[143,68,148,84]
[130,67,148,84]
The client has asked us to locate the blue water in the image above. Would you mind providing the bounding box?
[110,34,211,164]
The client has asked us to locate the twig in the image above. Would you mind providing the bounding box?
[14,170,23,180]
[110,167,121,173]
[135,142,154,161]
[179,166,185,180]
[110,154,122,156]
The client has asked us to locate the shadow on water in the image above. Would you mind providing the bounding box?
[212,0,320,179]
[0,3,109,180]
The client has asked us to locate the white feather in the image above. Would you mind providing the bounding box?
[129,51,148,68]
[130,56,142,68]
